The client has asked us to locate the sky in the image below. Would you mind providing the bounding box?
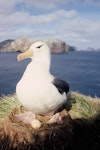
[0,0,100,50]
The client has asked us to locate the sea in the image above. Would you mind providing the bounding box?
[0,51,100,98]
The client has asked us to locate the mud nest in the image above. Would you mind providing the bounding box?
[0,107,73,150]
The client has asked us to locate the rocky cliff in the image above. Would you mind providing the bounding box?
[0,37,76,53]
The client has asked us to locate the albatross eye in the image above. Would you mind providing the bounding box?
[36,44,43,49]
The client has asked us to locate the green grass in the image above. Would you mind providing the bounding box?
[69,92,100,119]
[0,94,20,122]
[0,92,100,123]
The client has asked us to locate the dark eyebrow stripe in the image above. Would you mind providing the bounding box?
[36,44,43,48]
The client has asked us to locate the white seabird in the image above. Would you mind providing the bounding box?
[16,41,69,124]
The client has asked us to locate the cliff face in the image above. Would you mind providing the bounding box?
[0,37,76,53]
[0,39,14,52]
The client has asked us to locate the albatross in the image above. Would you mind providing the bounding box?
[16,41,69,124]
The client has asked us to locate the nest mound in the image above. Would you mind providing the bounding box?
[0,92,100,150]
[0,95,73,150]
[1,109,73,150]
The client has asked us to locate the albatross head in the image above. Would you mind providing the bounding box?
[17,41,50,61]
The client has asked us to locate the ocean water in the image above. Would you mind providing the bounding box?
[0,51,100,98]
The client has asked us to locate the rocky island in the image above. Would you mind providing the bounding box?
[0,37,77,53]
[87,47,100,51]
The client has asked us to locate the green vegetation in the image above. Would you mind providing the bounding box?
[69,92,100,119]
[0,92,100,123]
[0,94,20,123]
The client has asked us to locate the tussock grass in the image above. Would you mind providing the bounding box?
[0,92,100,123]
[69,92,100,119]
[0,94,20,123]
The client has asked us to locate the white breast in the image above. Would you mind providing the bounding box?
[16,62,65,114]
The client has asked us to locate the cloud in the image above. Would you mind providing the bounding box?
[20,0,71,10]
[0,0,100,16]
[0,9,78,43]
[0,9,77,31]
[0,0,69,15]
[60,13,100,48]
[0,9,100,49]
[0,0,22,14]
[21,0,100,10]
[84,0,100,6]
[0,0,100,49]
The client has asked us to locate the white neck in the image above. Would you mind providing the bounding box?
[31,51,51,72]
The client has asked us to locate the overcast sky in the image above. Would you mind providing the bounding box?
[0,0,100,50]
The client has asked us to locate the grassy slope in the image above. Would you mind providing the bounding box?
[69,92,100,119]
[0,92,100,123]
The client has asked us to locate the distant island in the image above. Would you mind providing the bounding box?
[87,47,100,51]
[0,37,77,53]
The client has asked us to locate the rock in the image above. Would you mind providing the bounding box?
[0,37,76,53]
[69,46,77,51]
[0,39,14,52]
[11,37,32,52]
[43,39,69,53]
[97,48,100,51]
[87,47,100,51]
[87,47,95,51]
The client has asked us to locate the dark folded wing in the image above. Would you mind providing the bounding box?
[52,78,69,95]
